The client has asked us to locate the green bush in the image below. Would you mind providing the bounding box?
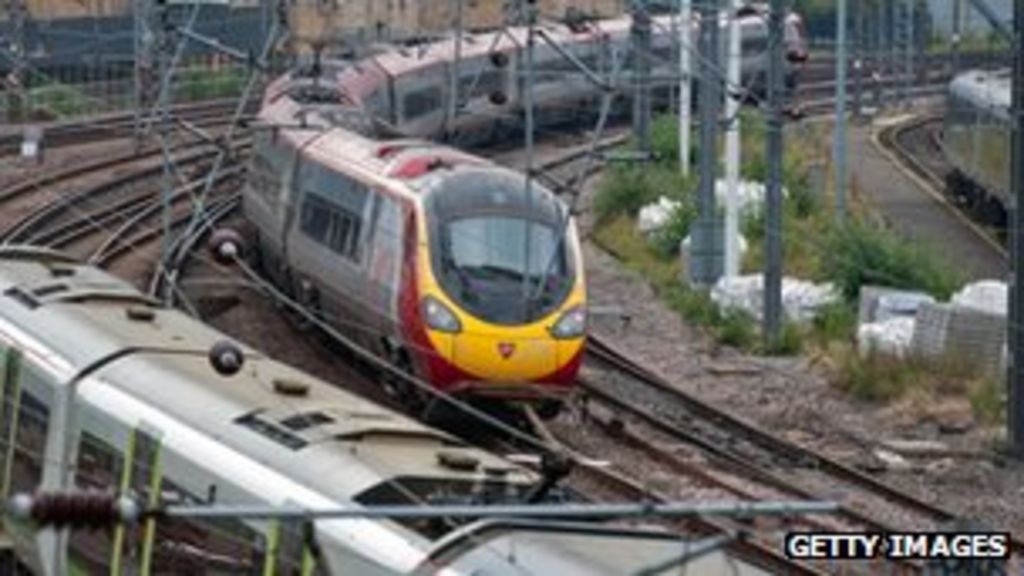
[179,67,247,102]
[650,115,680,164]
[811,302,857,346]
[716,310,757,349]
[787,178,820,219]
[765,322,805,356]
[838,349,919,402]
[821,220,962,302]
[969,377,1004,426]
[593,167,659,224]
[594,166,694,225]
[28,83,90,118]
[651,201,698,256]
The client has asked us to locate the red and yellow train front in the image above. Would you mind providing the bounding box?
[405,168,586,404]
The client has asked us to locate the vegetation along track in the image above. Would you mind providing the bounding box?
[578,336,1024,565]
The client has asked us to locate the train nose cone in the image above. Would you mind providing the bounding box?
[497,342,516,359]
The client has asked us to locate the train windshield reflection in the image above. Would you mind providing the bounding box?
[428,170,575,325]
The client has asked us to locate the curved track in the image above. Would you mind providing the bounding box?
[876,114,1008,277]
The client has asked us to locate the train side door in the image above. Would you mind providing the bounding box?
[363,192,405,345]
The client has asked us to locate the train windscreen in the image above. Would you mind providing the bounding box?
[427,170,575,325]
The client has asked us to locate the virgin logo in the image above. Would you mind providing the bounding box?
[497,343,516,359]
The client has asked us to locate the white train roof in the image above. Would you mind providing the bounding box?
[949,68,1011,117]
[0,247,537,501]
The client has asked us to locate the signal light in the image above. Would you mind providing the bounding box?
[7,492,140,529]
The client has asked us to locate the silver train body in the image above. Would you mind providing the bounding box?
[943,68,1011,223]
[267,8,808,146]
[0,247,765,575]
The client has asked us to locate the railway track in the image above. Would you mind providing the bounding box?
[574,336,1020,573]
[876,113,1008,264]
[0,130,250,290]
[0,98,254,156]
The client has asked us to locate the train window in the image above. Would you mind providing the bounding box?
[402,85,443,121]
[301,183,365,263]
[328,211,354,256]
[327,208,364,260]
[458,69,504,99]
[742,34,768,55]
[355,477,534,540]
[152,479,267,574]
[9,388,49,495]
[69,431,123,573]
[0,347,20,500]
[300,195,332,243]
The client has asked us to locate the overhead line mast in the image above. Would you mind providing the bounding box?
[678,0,692,176]
[1009,0,1024,457]
[763,0,786,349]
[724,0,742,278]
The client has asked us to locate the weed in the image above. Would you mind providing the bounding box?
[28,83,90,118]
[651,200,698,256]
[716,309,757,349]
[837,349,920,402]
[811,302,857,347]
[969,377,1004,426]
[821,220,962,302]
[765,322,804,356]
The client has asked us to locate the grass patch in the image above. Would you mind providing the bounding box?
[834,344,1003,425]
[810,302,857,347]
[969,377,1004,426]
[836,349,929,403]
[178,66,247,102]
[28,83,90,118]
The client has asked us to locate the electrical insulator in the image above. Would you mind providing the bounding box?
[6,492,139,529]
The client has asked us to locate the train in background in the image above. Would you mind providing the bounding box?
[943,68,1011,226]
[268,5,809,145]
[0,247,766,576]
[243,6,808,418]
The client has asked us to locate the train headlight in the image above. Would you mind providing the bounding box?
[550,305,586,339]
[422,296,462,334]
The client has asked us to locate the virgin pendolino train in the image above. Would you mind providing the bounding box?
[243,7,809,416]
[0,247,768,576]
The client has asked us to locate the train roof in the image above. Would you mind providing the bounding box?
[257,96,546,203]
[949,68,1011,116]
[0,246,537,501]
